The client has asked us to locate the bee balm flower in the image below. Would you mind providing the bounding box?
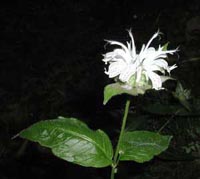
[103,30,178,90]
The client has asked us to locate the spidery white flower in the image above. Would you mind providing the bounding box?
[103,30,178,90]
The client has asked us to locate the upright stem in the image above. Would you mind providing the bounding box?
[110,166,115,179]
[111,99,131,179]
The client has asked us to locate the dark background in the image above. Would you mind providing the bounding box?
[0,0,200,178]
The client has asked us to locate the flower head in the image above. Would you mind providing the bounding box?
[103,30,178,90]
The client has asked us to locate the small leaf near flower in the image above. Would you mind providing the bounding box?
[103,83,151,105]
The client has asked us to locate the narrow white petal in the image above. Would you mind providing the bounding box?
[144,31,159,51]
[147,71,162,90]
[106,40,130,56]
[143,64,162,73]
[160,76,175,83]
[138,44,146,62]
[169,64,177,70]
[142,52,167,66]
[167,64,177,73]
[113,49,132,63]
[139,44,145,55]
[127,42,131,51]
[107,61,126,78]
[128,30,136,57]
[103,48,132,64]
[153,59,168,69]
[136,67,142,82]
[161,45,178,54]
[119,65,137,82]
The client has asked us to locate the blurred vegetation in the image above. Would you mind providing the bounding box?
[0,0,200,178]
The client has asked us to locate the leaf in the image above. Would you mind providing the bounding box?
[103,83,151,105]
[20,117,113,168]
[119,131,172,163]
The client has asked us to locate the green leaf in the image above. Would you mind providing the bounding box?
[103,83,151,105]
[19,117,113,168]
[119,131,172,163]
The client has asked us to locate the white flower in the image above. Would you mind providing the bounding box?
[103,30,178,90]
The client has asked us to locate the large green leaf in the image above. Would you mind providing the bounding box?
[20,117,113,168]
[103,83,151,105]
[119,131,172,163]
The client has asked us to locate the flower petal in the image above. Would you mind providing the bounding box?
[167,64,177,73]
[153,59,168,69]
[136,66,142,82]
[146,71,162,90]
[128,30,136,57]
[144,30,160,51]
[119,64,137,82]
[106,61,126,78]
[106,40,130,56]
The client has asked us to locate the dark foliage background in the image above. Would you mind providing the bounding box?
[0,0,200,178]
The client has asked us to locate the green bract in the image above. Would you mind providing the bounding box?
[103,82,151,105]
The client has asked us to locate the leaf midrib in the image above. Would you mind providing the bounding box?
[38,125,112,162]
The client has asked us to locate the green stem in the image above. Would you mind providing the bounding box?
[111,99,131,179]
[110,165,115,179]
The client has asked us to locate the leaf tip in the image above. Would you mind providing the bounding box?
[11,133,20,140]
[103,100,108,105]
